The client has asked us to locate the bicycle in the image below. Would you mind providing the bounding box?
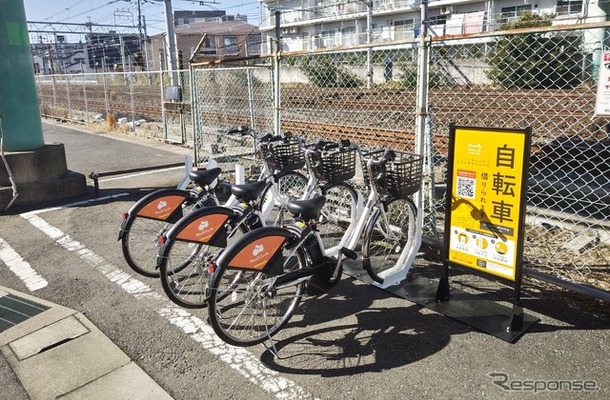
[118,166,224,277]
[157,179,270,308]
[155,137,360,308]
[299,138,362,254]
[206,147,423,347]
[155,131,313,307]
[118,126,308,278]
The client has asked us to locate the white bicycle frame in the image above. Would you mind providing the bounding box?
[313,155,422,289]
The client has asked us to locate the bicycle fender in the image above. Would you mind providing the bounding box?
[216,227,292,275]
[164,206,234,248]
[131,189,191,222]
[118,189,191,240]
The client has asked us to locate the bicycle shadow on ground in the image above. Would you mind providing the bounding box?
[260,261,610,377]
[259,276,471,376]
[261,301,469,377]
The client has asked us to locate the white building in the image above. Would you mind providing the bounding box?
[258,0,604,52]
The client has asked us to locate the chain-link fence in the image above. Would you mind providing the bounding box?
[34,19,610,297]
[35,70,192,145]
[190,62,275,182]
[188,22,609,297]
[425,24,610,294]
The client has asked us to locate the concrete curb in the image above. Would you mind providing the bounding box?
[0,286,173,400]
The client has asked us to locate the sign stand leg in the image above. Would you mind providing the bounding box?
[435,262,451,302]
[510,301,524,333]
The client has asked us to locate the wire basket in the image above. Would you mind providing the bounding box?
[261,137,305,172]
[361,150,423,199]
[307,146,357,184]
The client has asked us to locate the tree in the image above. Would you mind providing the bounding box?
[486,12,583,89]
[299,54,363,88]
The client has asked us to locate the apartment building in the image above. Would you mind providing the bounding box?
[258,0,602,52]
[149,19,261,69]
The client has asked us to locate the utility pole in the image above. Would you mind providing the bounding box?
[163,0,178,85]
[142,15,150,71]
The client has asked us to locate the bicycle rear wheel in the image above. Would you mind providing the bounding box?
[362,197,417,283]
[120,189,193,278]
[208,228,306,347]
[158,209,247,308]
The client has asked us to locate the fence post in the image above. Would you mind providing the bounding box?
[415,0,430,244]
[366,1,373,88]
[189,65,199,163]
[273,10,281,136]
[51,74,57,117]
[81,65,89,123]
[158,50,168,141]
[102,72,109,117]
[37,74,45,116]
[64,75,72,119]
[245,48,256,131]
[129,72,135,127]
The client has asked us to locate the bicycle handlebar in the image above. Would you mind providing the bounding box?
[227,126,251,135]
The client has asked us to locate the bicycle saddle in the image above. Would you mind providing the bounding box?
[230,180,268,202]
[287,196,326,220]
[188,167,222,186]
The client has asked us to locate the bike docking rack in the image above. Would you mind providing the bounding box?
[89,156,194,198]
[339,126,542,344]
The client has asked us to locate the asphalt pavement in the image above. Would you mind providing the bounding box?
[1,120,610,400]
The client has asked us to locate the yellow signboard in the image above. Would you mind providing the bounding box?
[446,126,531,281]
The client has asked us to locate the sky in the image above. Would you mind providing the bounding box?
[23,0,266,43]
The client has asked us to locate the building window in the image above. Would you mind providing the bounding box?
[500,5,532,23]
[199,37,216,55]
[395,19,415,40]
[223,35,238,55]
[341,26,356,46]
[428,15,448,26]
[556,0,583,16]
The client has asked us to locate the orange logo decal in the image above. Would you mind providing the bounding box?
[137,195,185,220]
[228,236,286,270]
[175,213,229,242]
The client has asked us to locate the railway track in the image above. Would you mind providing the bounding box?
[36,82,604,151]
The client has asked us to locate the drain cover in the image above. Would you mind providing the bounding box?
[0,293,49,333]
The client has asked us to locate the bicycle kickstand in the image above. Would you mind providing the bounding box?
[261,338,284,359]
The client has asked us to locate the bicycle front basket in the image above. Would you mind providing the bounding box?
[361,150,423,199]
[262,137,305,172]
[307,146,357,184]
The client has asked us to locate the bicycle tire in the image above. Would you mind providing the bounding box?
[120,189,194,278]
[158,207,248,308]
[259,171,308,226]
[208,227,306,347]
[317,182,359,254]
[361,197,417,283]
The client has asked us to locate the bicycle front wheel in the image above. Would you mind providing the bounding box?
[259,171,308,226]
[208,232,307,346]
[362,197,417,283]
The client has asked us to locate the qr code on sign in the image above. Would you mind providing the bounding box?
[456,177,476,199]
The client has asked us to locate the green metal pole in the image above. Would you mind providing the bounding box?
[0,0,45,151]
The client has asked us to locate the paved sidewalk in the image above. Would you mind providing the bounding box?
[0,286,174,400]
